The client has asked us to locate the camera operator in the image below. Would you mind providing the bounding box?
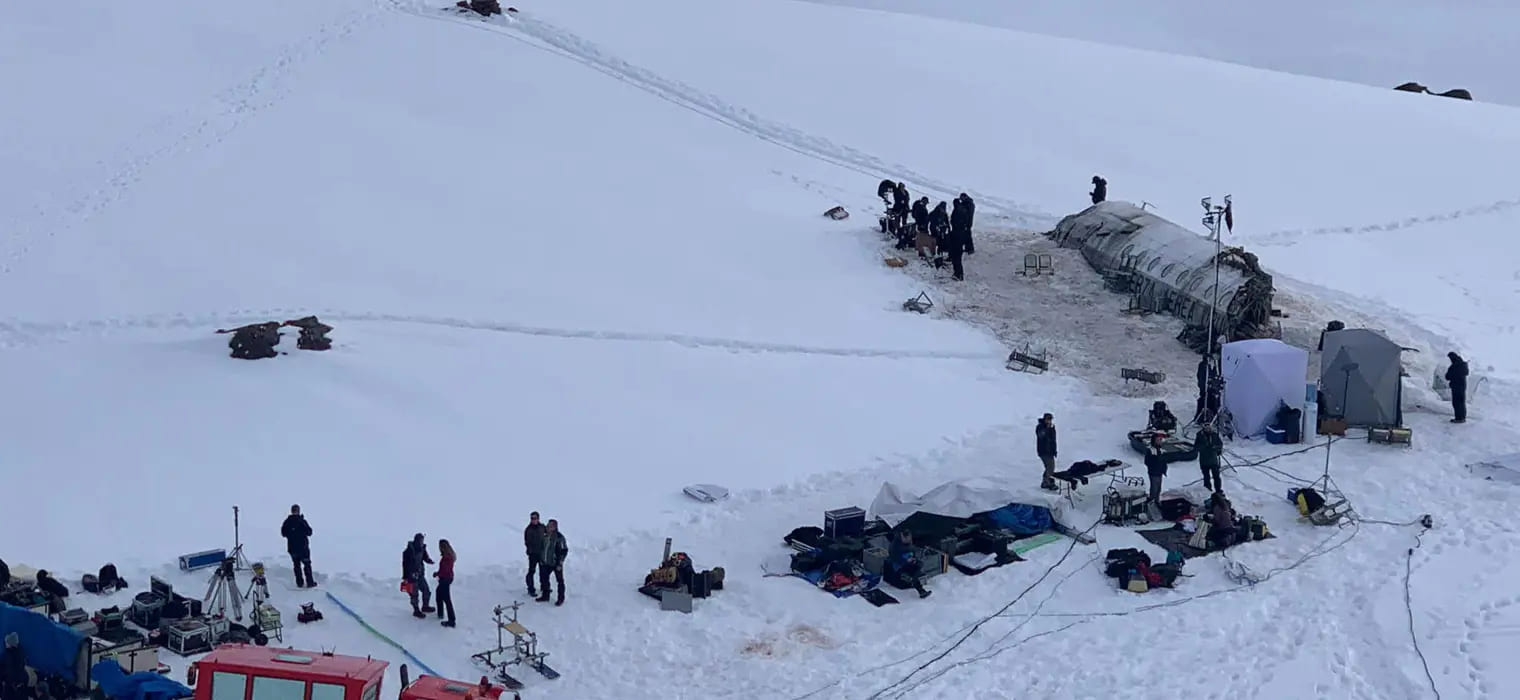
[282,505,315,588]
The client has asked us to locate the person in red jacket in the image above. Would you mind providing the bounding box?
[433,539,457,627]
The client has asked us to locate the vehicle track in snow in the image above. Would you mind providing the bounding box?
[0,308,1003,361]
[1,7,384,275]
[377,0,1054,228]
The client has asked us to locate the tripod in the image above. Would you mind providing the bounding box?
[243,562,271,609]
[204,559,245,621]
[231,506,251,570]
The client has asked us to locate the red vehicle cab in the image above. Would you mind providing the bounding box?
[187,645,387,700]
[186,645,512,700]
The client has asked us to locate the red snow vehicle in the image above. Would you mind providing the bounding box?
[185,645,516,700]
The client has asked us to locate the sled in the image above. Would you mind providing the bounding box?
[529,660,560,680]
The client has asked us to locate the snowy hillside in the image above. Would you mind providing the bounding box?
[4,0,1519,698]
[803,0,1520,107]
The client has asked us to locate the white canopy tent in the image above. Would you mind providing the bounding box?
[868,476,1067,528]
[1221,338,1309,438]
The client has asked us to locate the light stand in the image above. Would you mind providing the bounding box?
[231,506,251,570]
[1199,195,1232,430]
[1320,362,1358,490]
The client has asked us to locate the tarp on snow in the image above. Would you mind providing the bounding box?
[91,660,193,700]
[869,476,1065,528]
[0,602,89,682]
[1467,453,1520,485]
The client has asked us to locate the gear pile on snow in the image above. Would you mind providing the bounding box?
[215,316,334,359]
[454,0,502,16]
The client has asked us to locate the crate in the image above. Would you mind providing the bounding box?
[1367,427,1412,446]
[177,549,226,571]
[1264,427,1287,444]
[824,507,866,539]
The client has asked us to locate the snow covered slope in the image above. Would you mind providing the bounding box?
[4,0,1520,698]
[802,0,1520,107]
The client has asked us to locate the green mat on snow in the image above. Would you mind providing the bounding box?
[1011,532,1065,554]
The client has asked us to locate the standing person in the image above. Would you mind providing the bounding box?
[957,193,975,254]
[433,539,456,627]
[402,533,435,619]
[928,201,950,253]
[1036,413,1058,491]
[1195,423,1224,492]
[523,512,546,598]
[1090,176,1107,205]
[877,179,896,208]
[1446,351,1469,423]
[281,505,315,588]
[949,194,975,280]
[1144,434,1168,504]
[891,182,911,244]
[536,520,569,606]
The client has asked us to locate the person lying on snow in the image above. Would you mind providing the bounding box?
[1147,401,1179,432]
[886,530,932,599]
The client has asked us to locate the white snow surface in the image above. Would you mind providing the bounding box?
[801,0,1520,107]
[3,0,1519,698]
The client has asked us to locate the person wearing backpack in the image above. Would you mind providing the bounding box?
[433,539,457,627]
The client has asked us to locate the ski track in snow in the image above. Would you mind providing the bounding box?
[377,0,1054,228]
[0,7,383,275]
[0,308,1003,360]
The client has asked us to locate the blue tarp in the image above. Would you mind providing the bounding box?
[91,660,193,700]
[0,602,87,681]
[979,504,1053,535]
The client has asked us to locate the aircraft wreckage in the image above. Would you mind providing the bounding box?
[1048,201,1277,352]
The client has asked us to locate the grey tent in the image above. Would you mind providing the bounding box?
[1320,329,1404,427]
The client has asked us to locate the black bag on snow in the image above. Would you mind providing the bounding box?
[1104,548,1151,578]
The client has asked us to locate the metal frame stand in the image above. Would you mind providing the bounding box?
[471,602,555,688]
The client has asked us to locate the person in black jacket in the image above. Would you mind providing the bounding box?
[948,194,975,280]
[1090,176,1107,205]
[928,201,950,242]
[1143,434,1168,503]
[402,534,435,618]
[910,197,930,236]
[877,179,895,207]
[34,570,69,613]
[1195,423,1224,492]
[1036,413,1058,491]
[281,505,315,588]
[890,183,911,245]
[524,511,546,597]
[1446,352,1469,423]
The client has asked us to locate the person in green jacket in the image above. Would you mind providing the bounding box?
[1196,423,1225,492]
[536,520,569,606]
